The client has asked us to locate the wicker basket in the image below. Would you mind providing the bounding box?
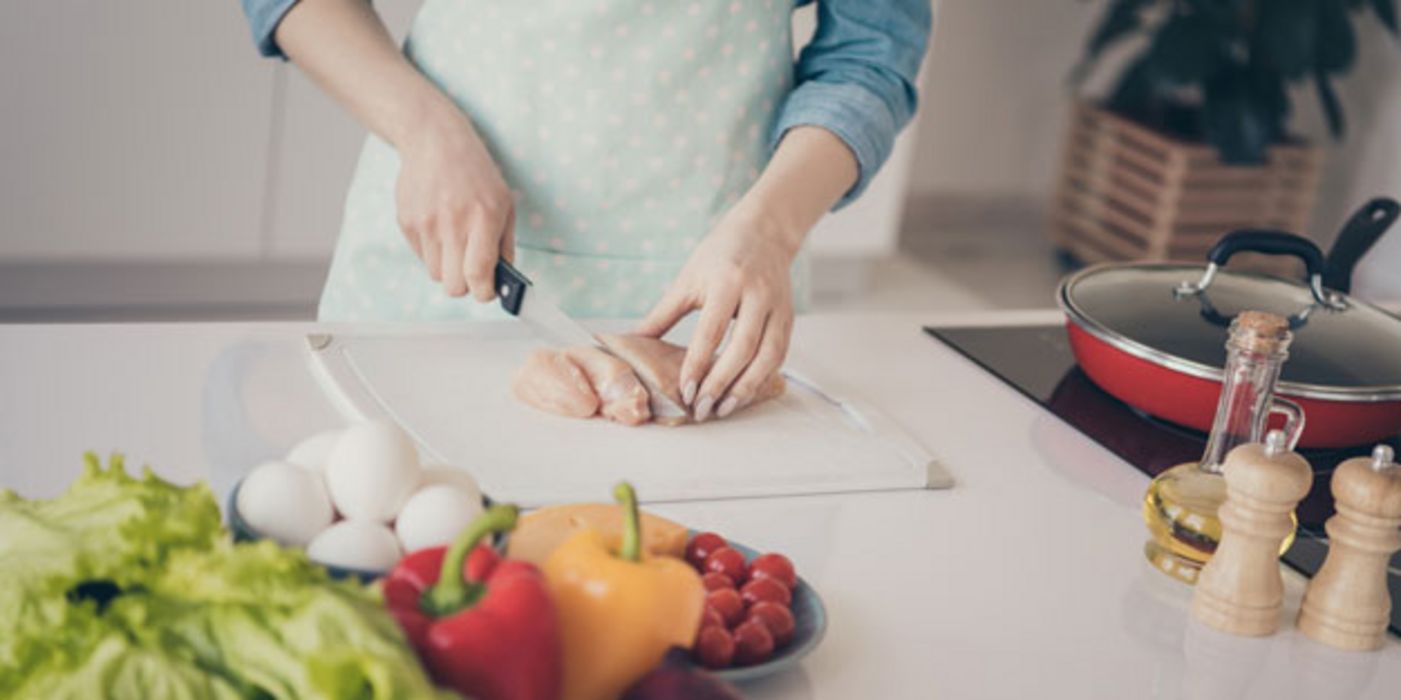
[1051,102,1322,275]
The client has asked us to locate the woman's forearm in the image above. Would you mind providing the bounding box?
[732,126,860,258]
[274,0,467,150]
[277,0,513,301]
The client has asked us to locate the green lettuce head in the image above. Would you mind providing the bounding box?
[0,454,454,700]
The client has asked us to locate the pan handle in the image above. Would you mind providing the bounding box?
[1323,197,1400,294]
[1174,229,1347,311]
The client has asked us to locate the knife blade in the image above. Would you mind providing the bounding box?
[494,260,690,423]
[494,260,598,347]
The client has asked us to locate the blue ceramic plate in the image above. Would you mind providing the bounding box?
[701,537,828,684]
[229,481,827,681]
[226,479,387,581]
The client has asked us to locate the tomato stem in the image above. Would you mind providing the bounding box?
[421,504,518,617]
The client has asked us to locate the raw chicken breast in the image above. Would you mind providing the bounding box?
[566,346,651,426]
[514,334,786,426]
[512,350,598,419]
[598,334,786,419]
[595,334,691,426]
[512,346,651,426]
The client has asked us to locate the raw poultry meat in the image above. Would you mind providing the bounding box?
[513,349,598,419]
[512,346,651,425]
[597,334,691,425]
[512,334,785,426]
[570,345,652,425]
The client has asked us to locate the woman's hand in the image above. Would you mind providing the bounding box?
[635,126,859,421]
[396,112,514,301]
[275,0,513,301]
[636,206,800,421]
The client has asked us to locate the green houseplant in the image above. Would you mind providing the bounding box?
[1073,0,1398,164]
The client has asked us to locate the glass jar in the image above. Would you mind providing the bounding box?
[1142,311,1305,584]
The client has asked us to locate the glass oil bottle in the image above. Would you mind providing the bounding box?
[1143,311,1305,584]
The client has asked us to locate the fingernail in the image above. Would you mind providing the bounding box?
[716,396,739,419]
[681,380,698,406]
[694,395,714,422]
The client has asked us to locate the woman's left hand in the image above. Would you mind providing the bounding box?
[635,205,801,422]
[635,125,859,422]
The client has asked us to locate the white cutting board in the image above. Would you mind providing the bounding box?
[305,325,950,505]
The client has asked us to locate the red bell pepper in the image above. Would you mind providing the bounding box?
[383,504,562,700]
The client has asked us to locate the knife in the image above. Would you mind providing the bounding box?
[494,260,689,423]
[494,260,599,347]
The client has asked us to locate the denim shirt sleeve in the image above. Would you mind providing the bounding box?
[241,0,300,59]
[773,0,933,209]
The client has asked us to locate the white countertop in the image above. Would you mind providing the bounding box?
[2,310,1398,699]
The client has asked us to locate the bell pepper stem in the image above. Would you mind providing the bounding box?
[613,481,641,562]
[422,504,519,617]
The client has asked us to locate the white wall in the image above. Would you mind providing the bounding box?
[1345,25,1401,303]
[1301,22,1401,237]
[907,0,1401,252]
[908,0,1100,201]
[0,2,276,261]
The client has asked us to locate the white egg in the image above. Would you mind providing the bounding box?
[236,460,334,546]
[306,520,403,572]
[419,464,484,504]
[325,421,422,522]
[285,429,344,475]
[395,484,485,554]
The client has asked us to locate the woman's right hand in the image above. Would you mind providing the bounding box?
[275,0,514,300]
[394,110,514,302]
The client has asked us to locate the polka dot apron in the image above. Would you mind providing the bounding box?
[319,0,807,321]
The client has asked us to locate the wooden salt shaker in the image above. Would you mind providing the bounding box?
[1297,444,1401,651]
[1191,430,1313,636]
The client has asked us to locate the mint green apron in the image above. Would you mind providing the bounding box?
[320,0,807,321]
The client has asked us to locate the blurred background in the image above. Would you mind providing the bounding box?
[1,0,1398,321]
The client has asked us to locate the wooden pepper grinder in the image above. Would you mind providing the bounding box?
[1297,444,1401,651]
[1191,429,1312,636]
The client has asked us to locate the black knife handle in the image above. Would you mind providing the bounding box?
[494,260,531,316]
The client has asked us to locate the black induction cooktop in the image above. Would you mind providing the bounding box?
[926,323,1401,637]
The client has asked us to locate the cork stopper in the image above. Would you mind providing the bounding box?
[1229,311,1291,355]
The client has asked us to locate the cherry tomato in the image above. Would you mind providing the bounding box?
[704,547,748,585]
[746,601,796,647]
[749,553,798,590]
[732,619,775,666]
[693,625,736,669]
[702,572,735,591]
[699,606,726,631]
[705,588,745,628]
[740,577,792,608]
[686,532,727,571]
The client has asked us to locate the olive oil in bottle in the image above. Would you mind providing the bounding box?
[1143,311,1304,584]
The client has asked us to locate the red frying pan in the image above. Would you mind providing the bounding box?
[1057,198,1401,449]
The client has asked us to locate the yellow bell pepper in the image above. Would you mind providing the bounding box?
[543,482,704,700]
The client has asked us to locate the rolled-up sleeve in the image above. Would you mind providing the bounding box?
[773,0,932,208]
[241,0,300,59]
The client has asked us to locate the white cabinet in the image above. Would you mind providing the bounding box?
[0,2,275,261]
[1351,68,1401,305]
